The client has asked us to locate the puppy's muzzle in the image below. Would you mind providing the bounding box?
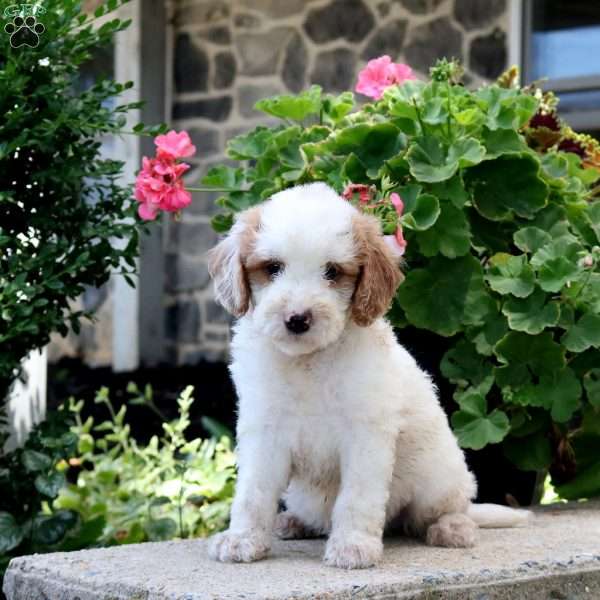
[285,311,312,335]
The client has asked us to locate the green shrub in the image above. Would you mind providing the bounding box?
[206,59,600,499]
[55,384,235,545]
[0,406,77,578]
[0,384,235,581]
[0,0,162,433]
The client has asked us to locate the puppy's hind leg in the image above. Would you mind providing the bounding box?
[425,512,477,548]
[276,479,334,540]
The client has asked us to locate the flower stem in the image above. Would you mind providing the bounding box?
[186,187,247,193]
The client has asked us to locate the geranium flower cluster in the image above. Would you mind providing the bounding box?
[355,55,415,100]
[342,183,407,256]
[135,130,196,220]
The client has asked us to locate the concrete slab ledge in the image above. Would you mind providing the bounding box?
[4,502,600,600]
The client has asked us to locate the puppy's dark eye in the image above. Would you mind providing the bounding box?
[265,261,283,278]
[324,263,340,281]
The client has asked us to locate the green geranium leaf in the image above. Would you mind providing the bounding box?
[441,339,493,387]
[482,128,526,158]
[211,213,234,233]
[468,310,509,356]
[513,227,552,254]
[226,126,274,160]
[201,165,244,189]
[584,369,600,408]
[468,155,548,221]
[538,256,580,293]
[501,289,560,334]
[397,255,492,336]
[422,97,448,124]
[503,432,552,471]
[541,153,569,179]
[254,85,321,121]
[495,331,565,376]
[0,512,24,553]
[322,91,354,124]
[416,201,471,258]
[512,367,581,422]
[562,314,600,353]
[401,193,440,231]
[430,174,470,209]
[451,392,510,450]
[485,253,535,298]
[406,135,458,183]
[325,122,406,170]
[447,137,486,168]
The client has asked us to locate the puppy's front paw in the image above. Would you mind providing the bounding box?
[208,530,270,563]
[324,532,382,569]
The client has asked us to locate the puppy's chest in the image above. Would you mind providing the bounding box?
[287,418,342,486]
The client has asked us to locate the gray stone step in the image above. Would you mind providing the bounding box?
[4,501,600,600]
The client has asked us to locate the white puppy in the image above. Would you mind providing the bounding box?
[207,182,529,569]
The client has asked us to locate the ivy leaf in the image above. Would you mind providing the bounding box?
[468,155,548,221]
[584,369,600,408]
[503,432,552,471]
[0,512,24,553]
[451,392,510,450]
[501,289,560,334]
[513,227,552,254]
[538,256,580,293]
[397,255,492,336]
[22,449,52,473]
[562,314,600,353]
[254,85,322,121]
[416,201,472,258]
[35,470,66,498]
[494,331,565,376]
[485,253,535,298]
[35,511,78,546]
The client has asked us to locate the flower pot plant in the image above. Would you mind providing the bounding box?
[203,57,600,504]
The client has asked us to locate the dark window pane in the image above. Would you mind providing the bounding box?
[531,0,600,80]
[557,90,600,114]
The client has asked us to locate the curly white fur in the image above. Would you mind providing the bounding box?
[207,183,530,569]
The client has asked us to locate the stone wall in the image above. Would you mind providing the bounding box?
[166,0,510,363]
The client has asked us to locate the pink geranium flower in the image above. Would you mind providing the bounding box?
[135,156,192,220]
[342,183,374,204]
[384,192,407,256]
[154,130,196,160]
[135,130,196,220]
[355,55,416,100]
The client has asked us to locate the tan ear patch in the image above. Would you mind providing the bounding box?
[207,207,261,316]
[351,213,404,326]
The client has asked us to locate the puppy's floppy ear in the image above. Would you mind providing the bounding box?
[351,212,404,326]
[207,207,261,317]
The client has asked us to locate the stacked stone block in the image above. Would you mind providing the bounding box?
[167,0,509,363]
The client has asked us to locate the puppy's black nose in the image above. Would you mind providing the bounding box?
[285,311,312,334]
